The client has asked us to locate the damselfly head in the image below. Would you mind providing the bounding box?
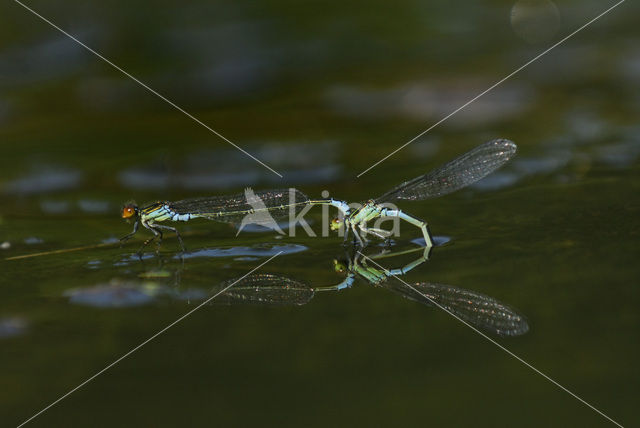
[333,259,347,274]
[330,217,343,231]
[121,204,138,219]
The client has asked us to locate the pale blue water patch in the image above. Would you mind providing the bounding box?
[114,252,157,266]
[0,31,95,84]
[276,165,341,184]
[565,108,609,143]
[325,80,533,127]
[101,236,120,245]
[86,260,102,269]
[517,43,604,84]
[2,168,82,195]
[411,235,451,247]
[113,243,307,266]
[595,140,640,168]
[538,123,640,172]
[171,170,262,190]
[471,147,572,191]
[238,219,315,234]
[177,243,308,260]
[39,199,113,215]
[470,171,521,191]
[23,237,43,245]
[117,165,171,190]
[118,141,342,191]
[0,317,28,339]
[170,288,208,302]
[40,200,71,214]
[64,281,167,308]
[78,199,111,214]
[510,0,560,44]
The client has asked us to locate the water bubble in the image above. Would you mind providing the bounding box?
[511,0,561,44]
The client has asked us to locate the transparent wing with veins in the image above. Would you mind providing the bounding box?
[386,281,529,336]
[168,188,310,225]
[375,139,517,203]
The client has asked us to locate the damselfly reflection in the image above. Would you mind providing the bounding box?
[211,246,528,337]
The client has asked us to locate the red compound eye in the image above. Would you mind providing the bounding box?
[122,206,136,219]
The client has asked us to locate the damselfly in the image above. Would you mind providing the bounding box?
[331,138,517,246]
[120,188,349,252]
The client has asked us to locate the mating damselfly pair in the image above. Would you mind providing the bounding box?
[121,139,517,252]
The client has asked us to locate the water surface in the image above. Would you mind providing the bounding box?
[1,0,638,426]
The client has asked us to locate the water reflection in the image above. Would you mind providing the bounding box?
[73,242,528,337]
[212,246,529,337]
[178,243,307,260]
[114,243,307,266]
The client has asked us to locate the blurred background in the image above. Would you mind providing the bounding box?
[0,0,638,426]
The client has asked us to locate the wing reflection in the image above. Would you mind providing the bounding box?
[215,274,314,306]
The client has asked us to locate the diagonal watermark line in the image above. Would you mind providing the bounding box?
[14,0,283,178]
[358,252,625,428]
[357,0,626,177]
[17,252,283,428]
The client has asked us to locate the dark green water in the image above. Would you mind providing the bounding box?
[1,1,638,426]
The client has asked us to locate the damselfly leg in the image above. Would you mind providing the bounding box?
[153,224,186,252]
[137,223,162,255]
[120,220,139,245]
[379,208,433,247]
[135,221,185,255]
